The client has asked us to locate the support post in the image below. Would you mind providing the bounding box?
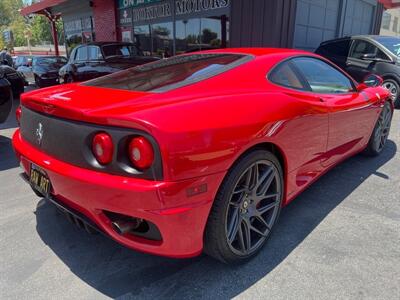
[43,10,60,56]
[50,19,59,56]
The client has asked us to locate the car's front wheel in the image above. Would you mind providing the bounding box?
[382,79,400,109]
[364,101,393,156]
[204,150,283,264]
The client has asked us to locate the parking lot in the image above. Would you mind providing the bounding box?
[1,91,399,300]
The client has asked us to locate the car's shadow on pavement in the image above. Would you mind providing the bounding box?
[0,135,19,171]
[0,96,19,131]
[34,140,397,299]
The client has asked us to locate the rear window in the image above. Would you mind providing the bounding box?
[83,54,251,92]
[101,44,142,58]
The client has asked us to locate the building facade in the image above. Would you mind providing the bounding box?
[380,8,400,36]
[22,0,385,57]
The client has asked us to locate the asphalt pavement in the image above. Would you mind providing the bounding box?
[0,90,399,300]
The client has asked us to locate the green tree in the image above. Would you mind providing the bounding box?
[0,0,64,48]
[201,28,217,44]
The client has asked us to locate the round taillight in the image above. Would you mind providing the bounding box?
[128,136,154,170]
[92,133,114,165]
[16,106,22,126]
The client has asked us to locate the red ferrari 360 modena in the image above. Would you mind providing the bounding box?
[13,48,393,263]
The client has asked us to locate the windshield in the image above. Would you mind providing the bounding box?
[35,56,67,66]
[375,37,400,56]
[101,44,142,58]
[83,54,251,92]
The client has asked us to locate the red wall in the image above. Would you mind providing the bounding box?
[92,0,117,41]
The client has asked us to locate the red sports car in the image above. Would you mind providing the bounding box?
[13,48,394,263]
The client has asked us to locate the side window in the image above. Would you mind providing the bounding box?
[88,46,103,60]
[350,40,389,60]
[292,57,354,94]
[321,40,350,57]
[375,48,390,60]
[269,61,307,90]
[76,47,88,61]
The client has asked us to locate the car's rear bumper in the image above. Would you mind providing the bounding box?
[12,129,225,258]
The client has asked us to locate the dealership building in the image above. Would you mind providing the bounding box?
[21,0,396,57]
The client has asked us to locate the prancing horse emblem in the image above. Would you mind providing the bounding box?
[35,122,44,146]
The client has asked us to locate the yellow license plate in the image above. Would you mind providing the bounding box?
[30,164,51,197]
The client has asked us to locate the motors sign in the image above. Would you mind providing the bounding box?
[175,0,229,15]
[126,0,230,23]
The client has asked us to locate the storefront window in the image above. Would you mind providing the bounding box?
[64,16,94,57]
[175,15,229,54]
[134,25,152,55]
[66,34,83,56]
[118,0,230,57]
[151,22,173,57]
[176,19,201,54]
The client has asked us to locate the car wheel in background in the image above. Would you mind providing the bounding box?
[364,101,393,156]
[65,74,74,83]
[204,150,283,264]
[35,75,42,88]
[382,79,400,109]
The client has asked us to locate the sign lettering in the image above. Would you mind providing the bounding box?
[119,0,162,9]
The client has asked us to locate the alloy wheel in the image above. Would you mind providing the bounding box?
[374,104,392,152]
[382,81,398,101]
[225,160,281,256]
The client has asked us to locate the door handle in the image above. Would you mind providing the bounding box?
[318,97,325,102]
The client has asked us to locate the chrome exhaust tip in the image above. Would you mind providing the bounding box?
[112,219,142,235]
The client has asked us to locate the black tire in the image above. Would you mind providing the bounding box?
[204,150,283,264]
[34,75,42,88]
[65,74,73,84]
[382,79,400,109]
[364,101,393,156]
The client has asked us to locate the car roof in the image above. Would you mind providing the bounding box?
[194,47,311,57]
[80,42,135,47]
[318,35,399,46]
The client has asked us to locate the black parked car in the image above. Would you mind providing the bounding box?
[14,55,32,69]
[0,74,12,124]
[17,56,67,88]
[0,64,26,98]
[59,42,159,83]
[316,35,400,108]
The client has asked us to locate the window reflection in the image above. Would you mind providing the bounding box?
[134,23,174,58]
[66,34,83,56]
[176,15,229,54]
[152,22,173,58]
[176,19,201,54]
[134,25,152,56]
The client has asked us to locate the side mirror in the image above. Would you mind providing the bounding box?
[358,74,383,90]
[361,53,376,61]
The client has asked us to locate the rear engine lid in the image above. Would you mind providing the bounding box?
[20,83,154,122]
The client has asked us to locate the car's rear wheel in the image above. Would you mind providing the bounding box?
[382,79,400,108]
[204,150,283,264]
[364,101,393,156]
